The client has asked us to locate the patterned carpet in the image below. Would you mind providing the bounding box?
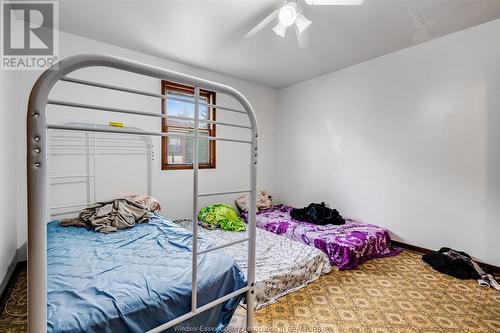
[0,268,27,333]
[227,250,500,333]
[1,251,499,333]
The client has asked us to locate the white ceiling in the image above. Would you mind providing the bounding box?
[56,0,500,88]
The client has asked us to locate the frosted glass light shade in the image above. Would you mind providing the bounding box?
[278,4,297,26]
[273,22,287,37]
[295,14,312,35]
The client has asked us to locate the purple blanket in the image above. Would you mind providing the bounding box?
[245,205,401,270]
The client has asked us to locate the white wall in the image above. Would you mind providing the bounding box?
[12,31,278,248]
[276,19,500,266]
[0,70,18,281]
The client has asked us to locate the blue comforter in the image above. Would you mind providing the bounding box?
[47,215,246,333]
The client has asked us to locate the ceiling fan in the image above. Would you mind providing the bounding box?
[245,0,365,47]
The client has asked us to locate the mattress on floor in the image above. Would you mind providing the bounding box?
[175,219,331,309]
[244,205,401,270]
[47,214,246,333]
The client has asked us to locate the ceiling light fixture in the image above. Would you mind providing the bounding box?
[278,3,297,26]
[273,1,311,38]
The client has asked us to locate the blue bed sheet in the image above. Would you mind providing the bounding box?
[47,214,246,333]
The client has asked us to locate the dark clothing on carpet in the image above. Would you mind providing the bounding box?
[422,247,481,280]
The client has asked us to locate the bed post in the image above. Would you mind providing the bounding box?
[192,87,200,312]
[246,128,258,331]
[27,68,60,333]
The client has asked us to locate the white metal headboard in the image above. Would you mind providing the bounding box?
[27,54,258,333]
[49,123,154,219]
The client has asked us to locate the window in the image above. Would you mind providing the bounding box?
[161,81,216,170]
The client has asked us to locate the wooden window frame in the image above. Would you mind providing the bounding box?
[161,80,216,170]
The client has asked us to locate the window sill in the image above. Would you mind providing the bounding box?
[161,164,216,171]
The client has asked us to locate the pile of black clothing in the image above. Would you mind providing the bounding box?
[422,247,500,290]
[290,202,345,226]
[422,247,480,279]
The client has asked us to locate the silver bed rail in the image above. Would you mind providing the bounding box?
[27,54,258,333]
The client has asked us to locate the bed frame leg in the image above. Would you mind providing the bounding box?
[246,288,255,332]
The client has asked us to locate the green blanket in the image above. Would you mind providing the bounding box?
[198,204,246,232]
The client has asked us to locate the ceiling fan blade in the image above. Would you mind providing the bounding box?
[245,9,280,38]
[409,10,434,42]
[304,0,364,5]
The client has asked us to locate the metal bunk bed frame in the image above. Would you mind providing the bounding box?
[27,54,258,333]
